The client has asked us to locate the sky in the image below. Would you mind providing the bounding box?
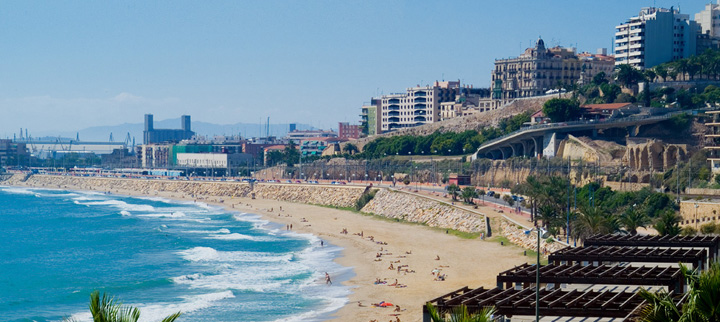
[0,0,710,138]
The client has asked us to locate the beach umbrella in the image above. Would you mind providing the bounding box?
[380,302,393,307]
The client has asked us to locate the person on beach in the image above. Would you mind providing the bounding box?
[325,272,332,285]
[320,240,324,247]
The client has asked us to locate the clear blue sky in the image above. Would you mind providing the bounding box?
[0,0,708,138]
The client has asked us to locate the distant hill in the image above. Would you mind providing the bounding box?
[31,118,316,143]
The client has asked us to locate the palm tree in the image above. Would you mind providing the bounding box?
[654,210,681,237]
[654,65,668,82]
[64,291,182,322]
[572,206,610,242]
[343,143,358,155]
[446,184,460,201]
[425,303,496,322]
[461,186,478,204]
[615,64,644,90]
[620,207,650,235]
[636,262,720,322]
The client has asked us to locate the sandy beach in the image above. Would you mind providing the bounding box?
[7,178,532,322]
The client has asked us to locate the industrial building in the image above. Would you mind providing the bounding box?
[143,114,195,144]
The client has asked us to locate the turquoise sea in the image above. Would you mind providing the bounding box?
[0,186,351,322]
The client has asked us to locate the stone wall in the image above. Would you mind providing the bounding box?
[679,200,720,227]
[252,184,365,208]
[4,174,366,208]
[360,189,486,233]
[498,219,565,253]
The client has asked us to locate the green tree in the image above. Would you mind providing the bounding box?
[592,71,608,85]
[446,184,460,201]
[542,98,581,122]
[654,64,668,82]
[614,64,644,89]
[284,140,300,167]
[572,206,611,242]
[620,207,649,235]
[654,210,681,237]
[425,303,496,322]
[343,143,358,155]
[502,194,515,207]
[461,186,478,204]
[64,291,182,322]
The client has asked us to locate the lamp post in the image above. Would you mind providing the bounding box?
[525,226,549,322]
[695,203,699,230]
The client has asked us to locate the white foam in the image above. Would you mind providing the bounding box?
[232,213,270,229]
[183,228,231,234]
[0,187,35,195]
[177,247,292,263]
[205,233,259,241]
[73,198,155,212]
[120,210,132,217]
[138,212,186,219]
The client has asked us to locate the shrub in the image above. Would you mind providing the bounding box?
[355,189,378,211]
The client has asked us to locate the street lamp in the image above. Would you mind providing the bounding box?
[695,203,699,230]
[525,226,550,322]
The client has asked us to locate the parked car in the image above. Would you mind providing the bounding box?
[486,191,495,197]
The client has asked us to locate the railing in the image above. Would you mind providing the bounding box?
[477,110,689,151]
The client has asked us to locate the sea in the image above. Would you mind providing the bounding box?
[0,186,352,322]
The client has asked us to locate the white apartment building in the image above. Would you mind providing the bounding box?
[696,1,720,38]
[378,81,459,132]
[615,7,698,69]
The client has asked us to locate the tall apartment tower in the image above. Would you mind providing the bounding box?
[375,81,459,133]
[614,7,698,69]
[181,115,191,132]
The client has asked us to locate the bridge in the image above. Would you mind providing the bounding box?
[472,111,687,160]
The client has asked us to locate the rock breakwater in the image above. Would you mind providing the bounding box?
[498,219,564,253]
[360,189,486,233]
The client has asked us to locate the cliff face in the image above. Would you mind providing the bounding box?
[361,189,486,233]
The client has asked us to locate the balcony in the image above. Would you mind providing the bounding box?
[388,98,400,104]
[388,104,400,111]
[414,97,427,103]
[414,103,427,109]
[388,111,400,117]
[388,117,400,122]
[414,91,427,97]
[414,116,427,122]
[414,110,427,116]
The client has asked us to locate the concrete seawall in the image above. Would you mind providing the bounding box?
[361,189,486,233]
[6,174,366,208]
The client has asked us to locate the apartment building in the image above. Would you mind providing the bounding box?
[376,81,459,133]
[614,7,698,69]
[492,38,614,102]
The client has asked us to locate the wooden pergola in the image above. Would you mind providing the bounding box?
[549,246,707,268]
[424,286,656,319]
[496,263,684,293]
[584,234,720,260]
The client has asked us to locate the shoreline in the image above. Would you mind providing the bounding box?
[2,178,531,322]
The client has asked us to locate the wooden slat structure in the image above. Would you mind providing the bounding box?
[424,287,647,318]
[548,246,707,268]
[584,234,720,260]
[496,263,684,293]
